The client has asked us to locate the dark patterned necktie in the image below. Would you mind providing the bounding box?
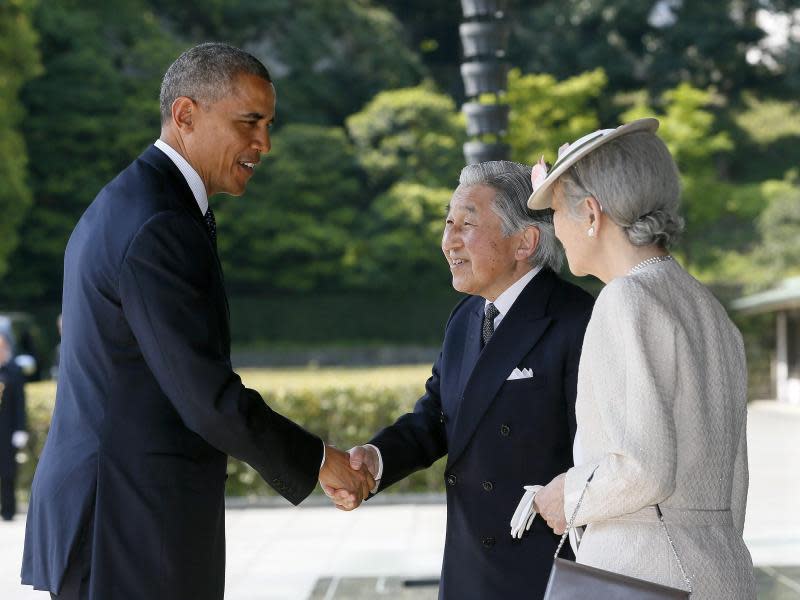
[204,206,217,246]
[482,303,500,346]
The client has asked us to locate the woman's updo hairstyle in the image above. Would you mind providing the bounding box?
[558,131,684,248]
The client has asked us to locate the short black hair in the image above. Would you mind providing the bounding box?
[159,42,272,124]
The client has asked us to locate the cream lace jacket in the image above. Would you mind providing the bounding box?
[564,260,755,599]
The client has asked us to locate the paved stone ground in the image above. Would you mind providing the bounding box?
[1,400,798,599]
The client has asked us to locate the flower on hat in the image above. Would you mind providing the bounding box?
[530,155,548,193]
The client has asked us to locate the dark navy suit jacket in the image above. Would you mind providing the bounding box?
[371,269,594,599]
[22,145,323,599]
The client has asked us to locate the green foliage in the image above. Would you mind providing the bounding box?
[730,94,800,183]
[0,0,798,354]
[150,0,425,124]
[621,83,752,269]
[227,290,459,348]
[0,0,40,280]
[18,368,447,498]
[344,182,453,291]
[216,124,365,293]
[509,1,772,96]
[2,0,181,301]
[749,177,800,287]
[505,68,607,165]
[226,385,446,496]
[346,83,466,190]
[624,83,732,175]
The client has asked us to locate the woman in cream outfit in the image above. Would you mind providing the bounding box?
[526,119,756,598]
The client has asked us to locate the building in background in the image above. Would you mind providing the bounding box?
[733,276,800,405]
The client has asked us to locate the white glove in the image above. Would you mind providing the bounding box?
[11,430,29,449]
[510,484,543,539]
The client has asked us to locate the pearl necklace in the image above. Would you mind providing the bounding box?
[629,255,673,275]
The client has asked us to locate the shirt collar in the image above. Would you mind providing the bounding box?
[485,265,543,318]
[154,139,209,215]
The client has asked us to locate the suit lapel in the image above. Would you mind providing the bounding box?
[457,304,483,400]
[140,145,230,339]
[447,269,556,466]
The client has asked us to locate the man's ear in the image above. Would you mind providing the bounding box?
[516,226,540,261]
[171,96,196,132]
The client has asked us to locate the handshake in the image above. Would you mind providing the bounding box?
[318,444,380,511]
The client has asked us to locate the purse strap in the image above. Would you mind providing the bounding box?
[553,467,693,594]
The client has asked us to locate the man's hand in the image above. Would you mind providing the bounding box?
[534,473,567,534]
[348,445,380,482]
[322,445,380,509]
[319,445,375,511]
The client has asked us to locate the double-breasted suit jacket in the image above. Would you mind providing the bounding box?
[370,268,594,599]
[22,145,323,599]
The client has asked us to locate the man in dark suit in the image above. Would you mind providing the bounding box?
[327,161,594,598]
[22,43,371,600]
[0,332,28,521]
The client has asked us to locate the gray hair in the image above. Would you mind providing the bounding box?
[458,160,563,272]
[558,131,684,247]
[159,42,272,124]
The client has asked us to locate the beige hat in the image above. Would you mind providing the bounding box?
[527,118,660,210]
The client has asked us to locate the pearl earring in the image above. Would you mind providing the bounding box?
[587,226,595,237]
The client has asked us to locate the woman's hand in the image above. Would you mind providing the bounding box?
[534,473,567,534]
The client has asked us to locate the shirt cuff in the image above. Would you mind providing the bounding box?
[320,440,326,470]
[363,443,383,493]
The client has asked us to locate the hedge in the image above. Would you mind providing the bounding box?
[17,367,446,499]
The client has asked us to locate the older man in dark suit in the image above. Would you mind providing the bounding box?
[22,43,372,600]
[327,161,594,599]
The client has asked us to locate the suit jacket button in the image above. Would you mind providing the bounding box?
[440,410,447,424]
[446,473,458,486]
[482,481,493,492]
[500,424,511,437]
[481,536,495,548]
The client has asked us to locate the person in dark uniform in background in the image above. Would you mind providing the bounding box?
[327,161,595,599]
[0,332,28,521]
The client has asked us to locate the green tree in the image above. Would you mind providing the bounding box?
[215,124,365,293]
[510,0,775,97]
[346,83,466,191]
[0,0,181,302]
[622,83,769,272]
[150,0,425,124]
[0,0,41,281]
[345,182,452,292]
[750,177,800,286]
[505,68,607,165]
[729,93,800,183]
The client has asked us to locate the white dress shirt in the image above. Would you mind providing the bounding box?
[484,265,542,330]
[368,265,544,491]
[152,140,329,471]
[153,139,209,215]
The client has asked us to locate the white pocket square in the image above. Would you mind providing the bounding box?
[507,367,533,380]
